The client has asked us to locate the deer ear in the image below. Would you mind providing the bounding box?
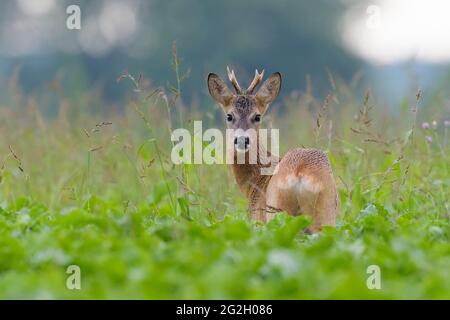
[255,72,281,112]
[207,73,234,108]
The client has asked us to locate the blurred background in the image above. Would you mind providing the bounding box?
[1,0,450,108]
[0,1,449,300]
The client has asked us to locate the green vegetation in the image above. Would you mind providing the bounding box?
[0,69,448,299]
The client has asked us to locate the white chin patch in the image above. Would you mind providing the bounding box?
[235,146,249,153]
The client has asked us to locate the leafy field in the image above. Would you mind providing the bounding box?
[0,72,449,299]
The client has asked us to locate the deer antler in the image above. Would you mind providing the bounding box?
[227,66,242,94]
[246,69,265,94]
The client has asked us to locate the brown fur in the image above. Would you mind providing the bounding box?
[208,68,339,233]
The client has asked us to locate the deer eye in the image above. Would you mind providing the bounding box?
[254,114,261,122]
[226,114,233,122]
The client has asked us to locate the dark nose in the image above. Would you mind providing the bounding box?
[234,136,250,148]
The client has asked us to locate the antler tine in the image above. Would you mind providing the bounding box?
[227,66,242,94]
[246,69,265,94]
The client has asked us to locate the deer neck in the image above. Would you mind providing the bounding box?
[228,142,279,203]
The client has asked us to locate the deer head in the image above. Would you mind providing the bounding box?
[207,67,282,153]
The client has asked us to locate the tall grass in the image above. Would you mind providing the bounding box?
[0,65,448,298]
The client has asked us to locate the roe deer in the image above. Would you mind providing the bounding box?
[207,67,339,233]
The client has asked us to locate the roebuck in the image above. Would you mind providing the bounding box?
[207,67,339,233]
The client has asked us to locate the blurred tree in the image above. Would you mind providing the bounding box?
[0,0,361,107]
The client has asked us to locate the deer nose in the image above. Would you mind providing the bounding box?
[234,136,250,149]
